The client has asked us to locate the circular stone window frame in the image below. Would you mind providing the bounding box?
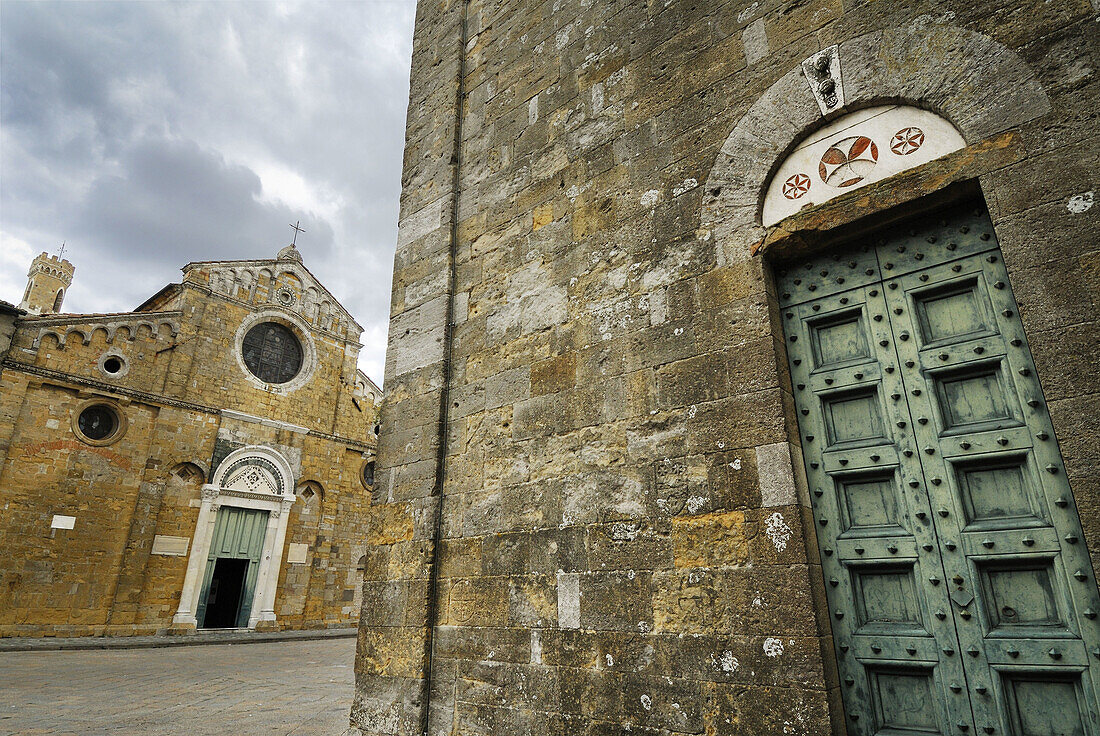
[97,350,130,379]
[233,309,317,394]
[274,285,297,308]
[71,398,128,447]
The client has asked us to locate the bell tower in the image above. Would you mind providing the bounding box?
[20,252,75,315]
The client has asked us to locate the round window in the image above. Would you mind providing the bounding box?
[77,405,119,442]
[361,461,376,489]
[241,322,303,384]
[103,356,123,374]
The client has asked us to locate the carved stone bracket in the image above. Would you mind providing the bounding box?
[802,45,843,115]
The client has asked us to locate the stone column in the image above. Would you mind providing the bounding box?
[251,497,294,631]
[169,484,219,633]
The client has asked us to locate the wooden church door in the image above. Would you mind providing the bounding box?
[195,507,268,629]
[777,201,1100,735]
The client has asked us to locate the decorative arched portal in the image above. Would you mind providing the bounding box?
[701,24,1099,736]
[171,446,296,631]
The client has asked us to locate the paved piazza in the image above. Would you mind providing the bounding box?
[0,638,355,735]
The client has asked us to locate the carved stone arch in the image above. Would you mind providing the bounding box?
[211,445,296,499]
[134,321,156,340]
[89,325,110,344]
[280,271,303,290]
[303,286,320,321]
[115,325,133,342]
[239,269,257,301]
[34,329,63,349]
[65,327,89,346]
[159,319,180,338]
[701,23,1050,262]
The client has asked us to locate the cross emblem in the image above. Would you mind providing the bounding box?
[289,220,306,246]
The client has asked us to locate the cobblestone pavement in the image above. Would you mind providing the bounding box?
[0,638,355,736]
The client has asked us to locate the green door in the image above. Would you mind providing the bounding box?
[778,201,1100,736]
[195,507,268,628]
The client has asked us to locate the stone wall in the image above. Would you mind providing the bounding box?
[352,0,1098,734]
[0,263,378,637]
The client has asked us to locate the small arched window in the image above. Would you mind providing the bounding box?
[52,289,64,312]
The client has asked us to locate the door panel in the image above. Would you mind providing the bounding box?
[195,507,268,628]
[778,202,1100,736]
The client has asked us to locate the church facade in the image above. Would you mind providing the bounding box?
[352,1,1100,735]
[0,245,380,637]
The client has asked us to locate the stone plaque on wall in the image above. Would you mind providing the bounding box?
[287,543,309,564]
[151,535,189,556]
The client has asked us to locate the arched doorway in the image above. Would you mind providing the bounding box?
[171,446,296,632]
[757,106,1100,733]
[702,26,1100,733]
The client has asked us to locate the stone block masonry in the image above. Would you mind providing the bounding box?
[351,0,1100,734]
[0,249,380,638]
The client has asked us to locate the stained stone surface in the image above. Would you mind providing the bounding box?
[351,0,1100,734]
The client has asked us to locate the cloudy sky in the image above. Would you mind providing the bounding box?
[0,0,416,384]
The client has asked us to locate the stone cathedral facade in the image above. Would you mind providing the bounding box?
[352,1,1100,734]
[0,246,380,637]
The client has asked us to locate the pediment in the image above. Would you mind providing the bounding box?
[223,463,280,496]
[192,259,360,338]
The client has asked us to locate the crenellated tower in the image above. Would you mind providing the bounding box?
[20,252,75,315]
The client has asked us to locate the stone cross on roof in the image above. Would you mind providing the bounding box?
[289,221,305,246]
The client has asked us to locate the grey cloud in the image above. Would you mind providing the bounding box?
[78,137,334,266]
[0,0,414,383]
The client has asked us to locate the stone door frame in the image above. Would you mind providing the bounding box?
[171,445,296,632]
[699,22,1066,732]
